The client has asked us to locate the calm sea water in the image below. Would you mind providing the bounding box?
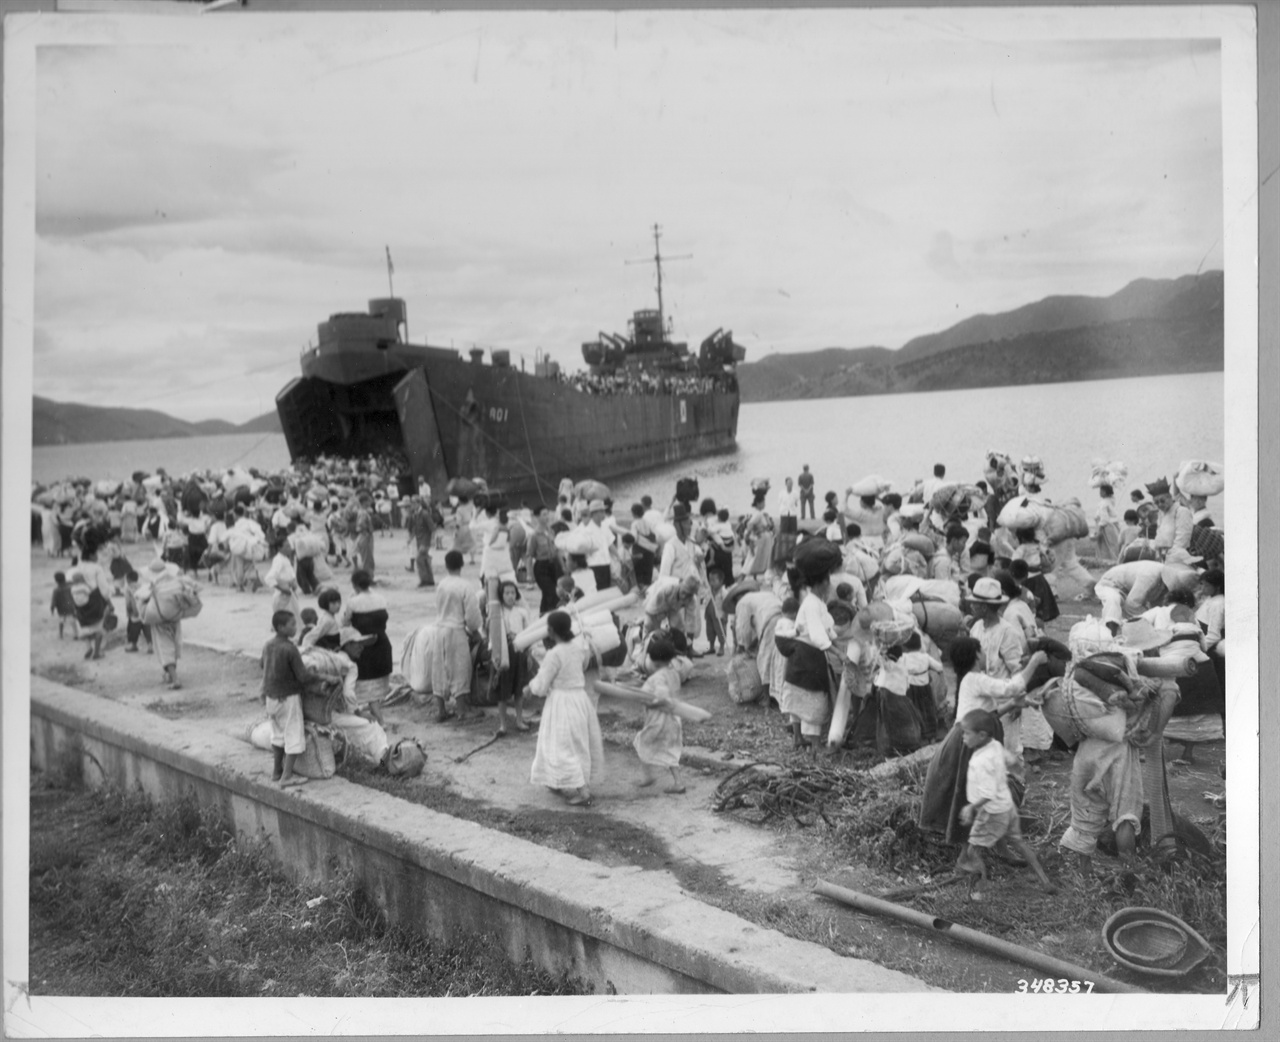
[33,372,1224,516]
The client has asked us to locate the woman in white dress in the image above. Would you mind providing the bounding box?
[527,611,604,806]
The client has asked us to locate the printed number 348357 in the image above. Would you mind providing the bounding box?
[1016,979,1094,993]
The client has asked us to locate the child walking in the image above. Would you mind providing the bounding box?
[631,635,687,793]
[957,708,1057,899]
[122,569,153,654]
[50,571,77,639]
[260,609,319,787]
[902,631,942,742]
[703,566,728,656]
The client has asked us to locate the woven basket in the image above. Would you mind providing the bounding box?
[1113,919,1188,968]
[1102,907,1212,977]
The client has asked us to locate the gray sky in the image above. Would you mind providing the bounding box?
[30,7,1225,424]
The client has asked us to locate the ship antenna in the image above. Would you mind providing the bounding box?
[653,223,665,333]
[385,245,395,298]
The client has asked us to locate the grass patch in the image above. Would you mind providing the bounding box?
[707,755,1227,994]
[30,780,590,997]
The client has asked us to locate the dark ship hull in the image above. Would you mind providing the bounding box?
[276,297,741,503]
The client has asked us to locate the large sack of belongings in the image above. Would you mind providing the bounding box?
[726,652,765,704]
[1042,499,1090,545]
[142,572,203,625]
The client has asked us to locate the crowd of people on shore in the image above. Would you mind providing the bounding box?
[34,448,1227,890]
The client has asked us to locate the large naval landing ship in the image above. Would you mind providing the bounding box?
[275,228,745,502]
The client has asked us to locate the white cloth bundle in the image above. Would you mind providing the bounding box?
[996,495,1052,531]
[511,590,637,652]
[399,623,437,693]
[851,475,890,497]
[1176,459,1224,497]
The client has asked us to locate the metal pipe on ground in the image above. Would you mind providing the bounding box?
[814,880,1145,995]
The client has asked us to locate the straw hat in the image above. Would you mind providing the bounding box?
[1119,619,1173,653]
[967,576,1009,605]
[147,558,169,575]
[671,502,691,522]
[1102,907,1211,978]
[588,499,607,514]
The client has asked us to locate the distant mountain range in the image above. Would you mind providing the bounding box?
[32,270,1222,444]
[33,397,282,447]
[736,270,1223,402]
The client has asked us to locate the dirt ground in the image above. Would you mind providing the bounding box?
[26,535,1228,994]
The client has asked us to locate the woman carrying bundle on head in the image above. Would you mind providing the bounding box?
[1095,483,1122,562]
[741,486,775,577]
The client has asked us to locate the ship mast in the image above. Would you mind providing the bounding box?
[630,223,690,340]
[652,223,666,335]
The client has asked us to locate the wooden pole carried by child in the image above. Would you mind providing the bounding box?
[593,633,711,796]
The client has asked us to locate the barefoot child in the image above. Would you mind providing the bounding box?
[957,708,1057,899]
[261,609,320,787]
[703,566,728,656]
[50,571,77,639]
[631,635,687,793]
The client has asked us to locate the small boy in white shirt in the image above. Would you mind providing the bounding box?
[957,709,1057,899]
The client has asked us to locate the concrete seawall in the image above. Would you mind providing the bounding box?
[30,676,932,995]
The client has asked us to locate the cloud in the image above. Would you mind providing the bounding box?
[25,11,1227,423]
